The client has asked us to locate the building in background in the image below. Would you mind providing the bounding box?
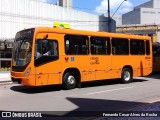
[0,0,109,71]
[123,0,160,25]
[112,15,122,26]
[116,24,160,42]
[57,0,72,8]
[117,0,160,42]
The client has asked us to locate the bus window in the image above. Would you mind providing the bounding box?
[130,40,145,55]
[34,39,58,66]
[146,40,150,55]
[65,35,89,55]
[90,37,110,55]
[112,38,129,55]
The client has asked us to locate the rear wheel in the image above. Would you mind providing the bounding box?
[121,68,133,83]
[62,72,77,90]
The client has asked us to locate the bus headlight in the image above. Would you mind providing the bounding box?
[24,68,31,77]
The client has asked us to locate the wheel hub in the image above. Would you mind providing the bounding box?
[67,76,75,85]
[124,71,130,81]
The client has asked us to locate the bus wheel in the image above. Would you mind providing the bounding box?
[121,68,133,84]
[62,72,77,90]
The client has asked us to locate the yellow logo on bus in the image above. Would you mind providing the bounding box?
[53,22,70,29]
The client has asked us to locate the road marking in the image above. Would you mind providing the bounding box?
[55,86,136,98]
[85,86,136,95]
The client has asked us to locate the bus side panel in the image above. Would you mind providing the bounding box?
[22,74,36,86]
[62,56,96,82]
[62,56,112,82]
[136,56,146,76]
[35,62,61,86]
[129,56,151,77]
[81,56,96,81]
[35,66,48,86]
[94,56,112,80]
[111,56,147,78]
[144,56,152,76]
[111,56,126,79]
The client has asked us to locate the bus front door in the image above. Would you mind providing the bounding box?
[35,65,48,86]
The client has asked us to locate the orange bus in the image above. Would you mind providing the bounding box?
[11,27,152,89]
[152,42,160,72]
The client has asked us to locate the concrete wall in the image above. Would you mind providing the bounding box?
[122,8,160,25]
[0,0,107,39]
[153,0,160,8]
[141,8,160,24]
[122,0,160,25]
[112,15,122,26]
[122,9,141,25]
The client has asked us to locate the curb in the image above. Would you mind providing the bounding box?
[0,81,12,85]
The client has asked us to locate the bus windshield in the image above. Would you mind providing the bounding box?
[12,29,34,66]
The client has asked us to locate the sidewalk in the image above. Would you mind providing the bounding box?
[0,71,11,83]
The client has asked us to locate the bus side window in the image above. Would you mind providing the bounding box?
[65,35,89,55]
[90,36,110,55]
[112,38,129,55]
[130,40,145,55]
[146,40,150,55]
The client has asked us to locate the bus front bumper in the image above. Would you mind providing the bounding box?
[11,76,35,86]
[11,77,22,84]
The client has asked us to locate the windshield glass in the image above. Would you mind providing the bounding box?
[12,29,34,66]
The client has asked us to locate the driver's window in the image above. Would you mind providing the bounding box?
[35,39,58,59]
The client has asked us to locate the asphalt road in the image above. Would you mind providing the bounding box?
[0,73,160,119]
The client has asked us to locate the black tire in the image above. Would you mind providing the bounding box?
[62,72,77,90]
[121,68,133,84]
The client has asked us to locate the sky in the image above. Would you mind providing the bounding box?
[37,0,150,15]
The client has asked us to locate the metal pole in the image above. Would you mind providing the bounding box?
[108,0,127,32]
[111,0,127,18]
[108,0,110,32]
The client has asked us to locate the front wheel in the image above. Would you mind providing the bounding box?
[121,68,133,84]
[62,72,77,90]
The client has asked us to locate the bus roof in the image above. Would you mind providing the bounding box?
[33,27,151,40]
